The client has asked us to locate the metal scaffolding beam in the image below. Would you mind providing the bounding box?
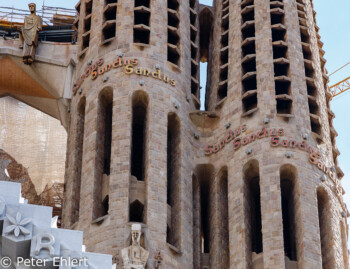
[330,76,350,98]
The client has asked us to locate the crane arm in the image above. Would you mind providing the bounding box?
[330,76,350,98]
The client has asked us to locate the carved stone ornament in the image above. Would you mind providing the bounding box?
[0,180,113,268]
[4,212,31,238]
[121,224,149,269]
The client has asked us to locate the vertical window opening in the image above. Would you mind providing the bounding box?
[249,176,262,254]
[281,180,297,260]
[190,0,200,107]
[129,200,144,222]
[296,0,322,142]
[104,102,112,175]
[217,0,229,102]
[200,62,207,110]
[241,0,257,116]
[71,97,86,225]
[244,159,262,267]
[167,0,180,66]
[193,174,201,269]
[166,113,181,249]
[131,106,147,181]
[93,88,113,221]
[218,168,229,268]
[200,175,210,254]
[280,165,299,262]
[81,0,93,54]
[270,0,292,116]
[317,188,336,268]
[199,7,213,111]
[194,164,214,268]
[101,0,117,44]
[129,91,148,224]
[133,0,151,44]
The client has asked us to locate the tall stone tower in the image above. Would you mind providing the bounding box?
[62,0,349,268]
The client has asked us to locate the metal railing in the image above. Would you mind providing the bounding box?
[0,5,77,27]
[0,5,77,43]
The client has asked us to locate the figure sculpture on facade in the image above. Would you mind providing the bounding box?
[18,3,42,65]
[121,224,149,269]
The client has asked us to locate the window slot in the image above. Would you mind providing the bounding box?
[168,0,179,11]
[93,89,113,221]
[168,44,180,66]
[242,23,255,39]
[273,45,287,59]
[167,113,181,249]
[276,99,292,114]
[242,75,257,93]
[243,93,258,112]
[168,27,180,45]
[242,10,254,22]
[134,11,150,25]
[242,39,256,56]
[275,80,291,95]
[244,160,263,258]
[85,0,92,15]
[135,0,150,8]
[134,28,150,44]
[274,63,289,77]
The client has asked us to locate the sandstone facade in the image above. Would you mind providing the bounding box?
[61,0,349,268]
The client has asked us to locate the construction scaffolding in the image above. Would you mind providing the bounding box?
[0,5,77,43]
[0,5,76,26]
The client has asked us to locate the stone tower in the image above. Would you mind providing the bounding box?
[62,0,349,268]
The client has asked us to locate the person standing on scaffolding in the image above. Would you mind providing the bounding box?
[18,3,42,65]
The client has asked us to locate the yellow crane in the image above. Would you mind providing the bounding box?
[330,76,350,98]
[329,62,350,99]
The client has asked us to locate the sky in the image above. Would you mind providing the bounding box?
[2,0,350,244]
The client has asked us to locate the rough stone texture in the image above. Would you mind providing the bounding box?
[61,0,349,268]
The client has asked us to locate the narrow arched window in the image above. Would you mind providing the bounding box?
[317,188,336,268]
[193,164,217,268]
[280,165,298,261]
[129,91,148,223]
[217,168,229,268]
[93,88,113,221]
[192,174,201,269]
[131,93,148,181]
[71,97,86,225]
[166,113,181,249]
[243,159,263,265]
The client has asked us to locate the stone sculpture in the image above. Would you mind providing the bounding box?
[0,180,113,268]
[121,224,149,269]
[18,3,42,65]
